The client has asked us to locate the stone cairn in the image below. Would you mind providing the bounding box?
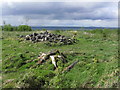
[23,31,76,45]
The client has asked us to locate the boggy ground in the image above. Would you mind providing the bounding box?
[1,29,118,88]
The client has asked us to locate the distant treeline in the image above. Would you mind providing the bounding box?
[2,24,32,31]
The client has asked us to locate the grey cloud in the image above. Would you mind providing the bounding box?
[2,2,117,20]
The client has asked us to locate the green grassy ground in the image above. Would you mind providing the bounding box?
[2,29,118,88]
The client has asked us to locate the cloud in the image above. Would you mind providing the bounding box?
[2,2,118,27]
[2,15,118,27]
[1,0,119,2]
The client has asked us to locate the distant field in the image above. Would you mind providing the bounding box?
[2,29,118,88]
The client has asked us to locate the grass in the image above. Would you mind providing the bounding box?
[2,29,118,88]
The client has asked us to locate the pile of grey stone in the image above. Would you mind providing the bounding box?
[23,31,76,45]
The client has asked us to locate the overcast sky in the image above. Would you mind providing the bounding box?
[1,1,118,27]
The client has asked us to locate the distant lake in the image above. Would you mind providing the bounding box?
[31,26,117,30]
